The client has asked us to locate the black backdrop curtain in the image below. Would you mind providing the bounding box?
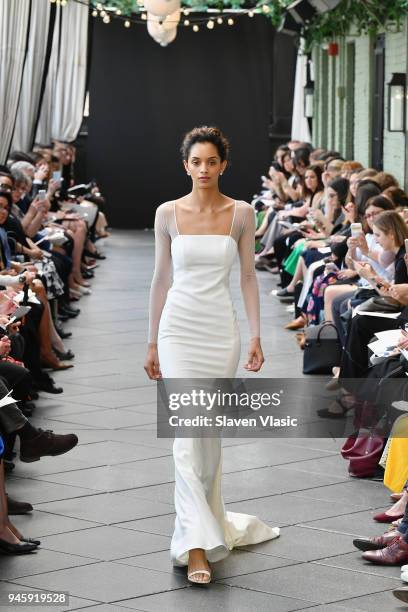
[86,16,295,229]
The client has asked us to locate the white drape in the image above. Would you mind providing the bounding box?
[11,0,51,152]
[0,0,30,162]
[36,0,89,144]
[35,5,60,145]
[291,45,312,143]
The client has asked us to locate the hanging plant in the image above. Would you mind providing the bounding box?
[300,0,408,51]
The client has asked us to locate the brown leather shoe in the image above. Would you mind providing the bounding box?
[362,535,408,565]
[20,429,78,463]
[6,495,33,515]
[353,529,399,551]
[285,315,306,330]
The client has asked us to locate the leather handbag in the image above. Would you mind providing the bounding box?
[303,322,342,375]
[341,432,384,478]
[357,295,401,313]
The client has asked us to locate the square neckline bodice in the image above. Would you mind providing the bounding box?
[173,200,237,245]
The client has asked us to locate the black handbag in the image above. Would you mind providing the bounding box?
[303,322,342,375]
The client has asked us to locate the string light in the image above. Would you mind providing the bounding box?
[183,8,190,15]
[227,17,234,25]
[92,9,98,16]
[116,8,122,14]
[207,19,214,29]
[96,2,103,9]
[248,10,254,17]
[193,24,199,32]
[103,14,110,23]
[124,19,131,27]
[184,19,190,25]
[60,0,67,5]
[100,9,106,16]
[217,16,223,24]
[262,4,270,13]
[141,12,147,19]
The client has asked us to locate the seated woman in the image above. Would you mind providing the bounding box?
[258,164,324,264]
[328,195,397,354]
[340,211,408,382]
[277,176,350,304]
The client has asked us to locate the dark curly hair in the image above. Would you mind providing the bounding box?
[181,126,230,162]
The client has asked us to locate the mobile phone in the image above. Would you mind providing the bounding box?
[405,238,408,254]
[52,171,62,182]
[12,305,31,321]
[38,189,46,201]
[351,223,363,238]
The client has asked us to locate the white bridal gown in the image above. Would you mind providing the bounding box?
[148,199,279,566]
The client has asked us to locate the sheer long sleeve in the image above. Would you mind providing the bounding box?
[147,204,173,344]
[238,204,260,339]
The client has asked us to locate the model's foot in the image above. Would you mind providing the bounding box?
[187,548,211,584]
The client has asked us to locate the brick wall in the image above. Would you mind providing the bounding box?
[383,26,407,186]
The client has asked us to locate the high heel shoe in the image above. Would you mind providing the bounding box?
[285,315,306,330]
[373,511,405,523]
[187,570,211,585]
[41,354,74,371]
[0,538,38,554]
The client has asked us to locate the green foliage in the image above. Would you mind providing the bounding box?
[300,0,408,51]
[89,0,408,48]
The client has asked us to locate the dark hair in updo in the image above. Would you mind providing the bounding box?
[181,126,230,162]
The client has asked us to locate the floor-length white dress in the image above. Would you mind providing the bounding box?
[148,199,279,566]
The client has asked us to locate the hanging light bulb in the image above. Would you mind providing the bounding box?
[142,12,147,19]
[217,16,223,24]
[96,2,103,9]
[248,10,254,17]
[100,9,106,16]
[207,19,214,29]
[184,18,190,25]
[103,14,110,23]
[92,9,98,16]
[116,8,122,14]
[262,4,270,13]
[183,8,190,15]
[227,17,234,25]
[60,0,67,5]
[124,19,131,27]
[193,24,199,31]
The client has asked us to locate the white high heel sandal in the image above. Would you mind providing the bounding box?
[187,569,211,585]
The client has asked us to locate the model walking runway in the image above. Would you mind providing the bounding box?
[145,127,279,584]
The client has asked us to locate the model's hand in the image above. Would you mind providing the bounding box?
[244,338,264,372]
[144,344,162,380]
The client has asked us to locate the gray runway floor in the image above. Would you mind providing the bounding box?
[0,230,403,611]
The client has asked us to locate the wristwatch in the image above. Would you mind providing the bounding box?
[18,274,26,284]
